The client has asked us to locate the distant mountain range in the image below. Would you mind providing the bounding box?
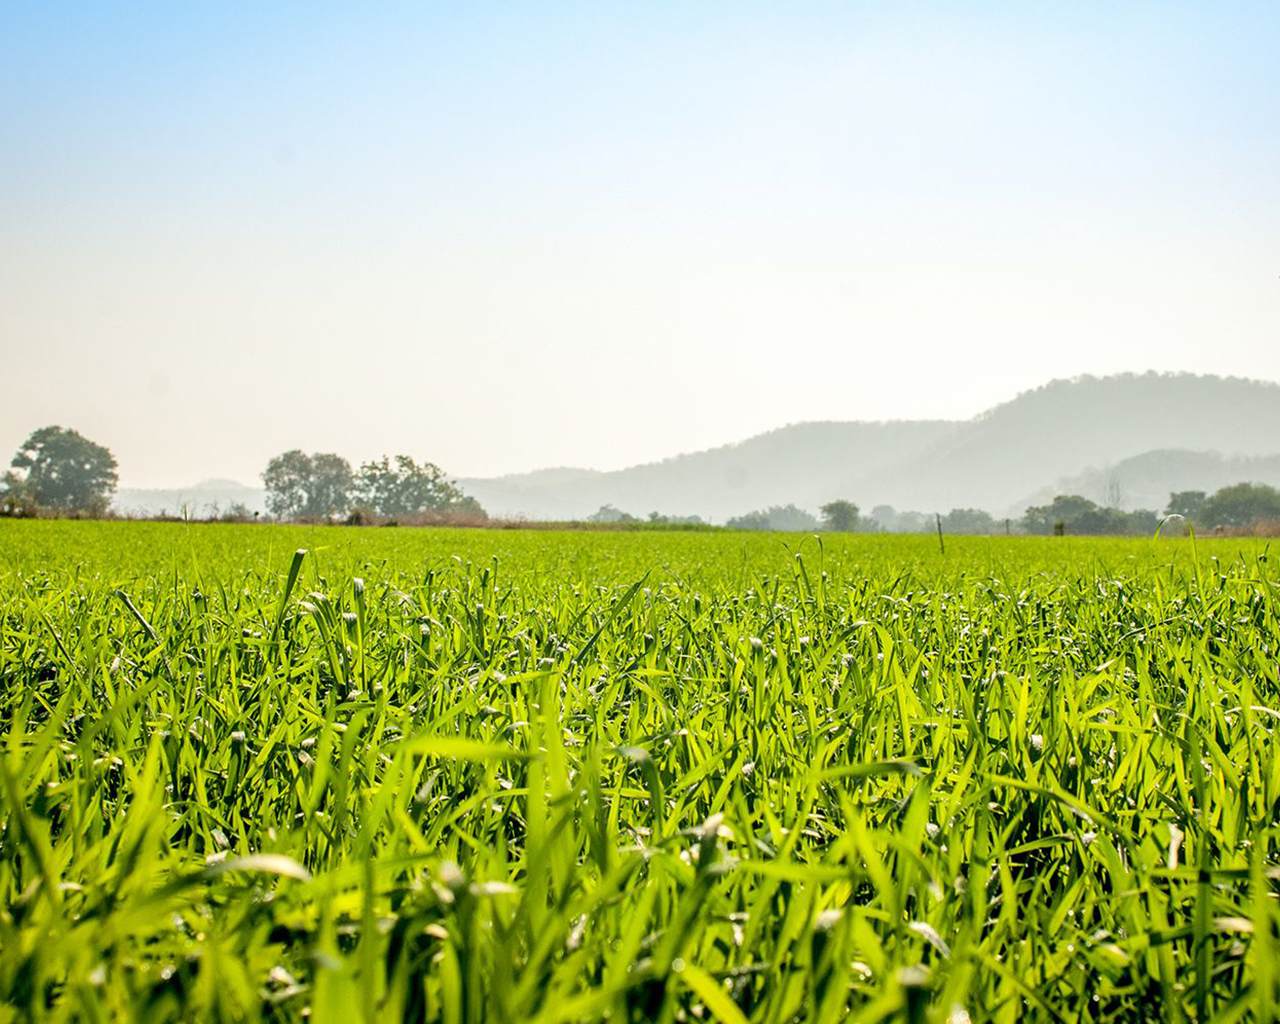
[113,373,1280,522]
[460,373,1280,520]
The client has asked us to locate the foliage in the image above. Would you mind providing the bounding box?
[587,503,639,524]
[0,471,37,517]
[1021,494,1158,536]
[1165,490,1208,521]
[648,511,705,525]
[819,499,860,532]
[262,450,354,520]
[218,501,257,523]
[6,425,118,512]
[867,505,932,534]
[353,455,480,519]
[2,522,1279,1022]
[726,504,821,531]
[940,507,997,534]
[1199,482,1280,530]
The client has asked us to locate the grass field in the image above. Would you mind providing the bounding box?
[1,520,1278,1023]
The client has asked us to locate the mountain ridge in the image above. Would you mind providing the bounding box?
[112,372,1280,522]
[461,372,1280,520]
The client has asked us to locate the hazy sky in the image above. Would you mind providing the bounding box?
[3,2,1278,488]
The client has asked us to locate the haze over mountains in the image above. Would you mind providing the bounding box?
[114,373,1280,522]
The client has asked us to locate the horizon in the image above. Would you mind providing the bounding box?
[4,2,1279,489]
[101,369,1280,491]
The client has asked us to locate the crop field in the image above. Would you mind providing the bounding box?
[1,520,1279,1023]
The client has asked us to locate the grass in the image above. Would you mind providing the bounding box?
[1,519,1278,1023]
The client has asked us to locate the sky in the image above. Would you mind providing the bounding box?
[2,1,1278,488]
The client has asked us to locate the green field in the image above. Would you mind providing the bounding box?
[2,521,1278,1023]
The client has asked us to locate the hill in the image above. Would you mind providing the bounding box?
[463,373,1280,521]
[459,421,954,522]
[111,374,1280,523]
[852,373,1280,515]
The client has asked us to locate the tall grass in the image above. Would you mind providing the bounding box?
[1,521,1277,1022]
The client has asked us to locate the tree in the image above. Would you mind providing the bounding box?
[353,456,480,518]
[942,508,996,534]
[1102,475,1125,510]
[1199,483,1280,530]
[310,454,354,519]
[1165,491,1207,522]
[869,505,930,534]
[726,504,821,532]
[262,450,310,519]
[8,426,118,513]
[587,504,639,524]
[725,510,771,531]
[0,471,36,516]
[820,500,860,532]
[262,450,353,519]
[646,511,705,525]
[1021,495,1100,535]
[1021,494,1157,536]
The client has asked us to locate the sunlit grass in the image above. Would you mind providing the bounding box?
[1,521,1277,1022]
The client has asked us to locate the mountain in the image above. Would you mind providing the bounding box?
[114,479,266,517]
[111,373,1280,524]
[848,373,1280,515]
[461,373,1280,521]
[459,421,954,522]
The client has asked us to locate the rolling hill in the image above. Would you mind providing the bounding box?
[112,373,1280,523]
[460,373,1280,521]
[458,421,954,522]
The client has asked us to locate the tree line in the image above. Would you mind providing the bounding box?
[1017,483,1280,535]
[4,424,1280,534]
[707,484,1280,536]
[261,450,483,522]
[0,426,484,523]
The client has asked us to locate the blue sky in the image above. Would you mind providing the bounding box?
[2,2,1278,486]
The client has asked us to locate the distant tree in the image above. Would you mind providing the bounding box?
[900,511,931,533]
[1199,483,1280,530]
[1022,494,1157,536]
[725,510,771,531]
[262,450,311,519]
[1021,495,1100,536]
[587,504,639,524]
[942,508,996,534]
[646,511,706,525]
[1119,508,1160,535]
[1165,490,1208,522]
[7,426,118,513]
[726,504,821,532]
[262,450,353,519]
[311,454,354,518]
[353,456,475,518]
[870,504,897,528]
[820,500,860,532]
[220,502,256,523]
[0,471,36,517]
[1102,475,1126,510]
[869,505,934,533]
